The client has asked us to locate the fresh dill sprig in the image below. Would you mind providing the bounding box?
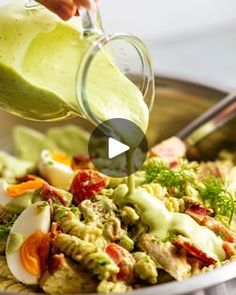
[0,214,17,240]
[199,177,234,225]
[162,232,178,242]
[143,160,197,195]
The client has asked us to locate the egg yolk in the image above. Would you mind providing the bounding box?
[51,151,71,166]
[7,176,45,197]
[20,230,51,278]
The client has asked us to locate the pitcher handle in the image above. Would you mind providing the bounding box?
[25,0,103,35]
[79,2,103,36]
[24,0,40,9]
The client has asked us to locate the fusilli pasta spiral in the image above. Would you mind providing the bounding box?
[0,256,14,280]
[120,206,139,225]
[118,235,134,252]
[140,185,186,213]
[133,252,158,284]
[141,183,167,200]
[163,197,186,213]
[103,217,125,241]
[54,233,119,280]
[54,205,102,243]
[0,278,33,293]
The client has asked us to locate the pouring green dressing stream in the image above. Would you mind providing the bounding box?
[0,1,154,193]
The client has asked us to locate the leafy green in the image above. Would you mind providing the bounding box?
[162,232,178,242]
[0,214,17,240]
[144,159,235,225]
[144,160,197,195]
[199,177,234,225]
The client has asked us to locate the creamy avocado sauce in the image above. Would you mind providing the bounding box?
[128,189,226,261]
[6,232,24,254]
[0,1,149,132]
[4,191,42,214]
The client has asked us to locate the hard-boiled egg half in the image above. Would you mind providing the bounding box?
[6,201,51,285]
[39,150,74,190]
[0,179,10,207]
[0,177,44,213]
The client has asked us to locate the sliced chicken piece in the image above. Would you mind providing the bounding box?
[150,137,186,160]
[139,234,191,281]
[40,254,97,294]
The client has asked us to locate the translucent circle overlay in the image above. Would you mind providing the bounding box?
[88,118,148,177]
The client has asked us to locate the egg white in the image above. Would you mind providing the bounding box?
[0,179,11,206]
[6,201,51,285]
[38,150,74,190]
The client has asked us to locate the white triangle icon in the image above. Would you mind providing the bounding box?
[108,137,130,159]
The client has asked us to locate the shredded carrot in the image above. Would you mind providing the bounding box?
[20,231,51,278]
[6,176,44,198]
[51,151,71,166]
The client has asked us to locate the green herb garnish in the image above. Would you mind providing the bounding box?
[162,232,178,242]
[216,232,225,240]
[199,177,234,225]
[144,160,197,195]
[0,214,17,240]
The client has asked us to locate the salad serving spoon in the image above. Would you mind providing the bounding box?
[177,92,236,146]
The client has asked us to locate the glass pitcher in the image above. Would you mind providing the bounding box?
[0,0,155,131]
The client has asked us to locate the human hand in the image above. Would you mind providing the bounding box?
[37,0,97,21]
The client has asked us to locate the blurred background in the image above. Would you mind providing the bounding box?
[100,0,236,89]
[1,0,235,89]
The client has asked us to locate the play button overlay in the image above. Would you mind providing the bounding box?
[108,138,130,159]
[88,118,148,177]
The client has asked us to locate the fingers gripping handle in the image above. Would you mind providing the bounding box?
[24,0,103,35]
[79,1,103,35]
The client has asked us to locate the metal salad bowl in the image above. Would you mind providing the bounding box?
[0,76,236,295]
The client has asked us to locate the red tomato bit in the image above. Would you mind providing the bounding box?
[70,170,108,205]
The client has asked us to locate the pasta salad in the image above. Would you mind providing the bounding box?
[0,125,235,294]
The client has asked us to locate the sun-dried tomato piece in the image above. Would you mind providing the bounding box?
[187,204,213,218]
[70,170,108,205]
[169,160,181,169]
[16,174,39,183]
[51,222,61,239]
[186,207,236,243]
[105,243,135,283]
[48,254,65,274]
[71,155,93,170]
[41,183,69,206]
[172,236,217,266]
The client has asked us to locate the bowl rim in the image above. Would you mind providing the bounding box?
[155,71,235,95]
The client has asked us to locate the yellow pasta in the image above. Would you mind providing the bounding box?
[54,205,102,243]
[120,206,139,225]
[0,256,14,280]
[164,197,186,213]
[133,252,158,284]
[54,233,119,280]
[141,183,167,200]
[0,125,235,293]
[0,278,33,293]
[103,217,125,241]
[97,280,131,293]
